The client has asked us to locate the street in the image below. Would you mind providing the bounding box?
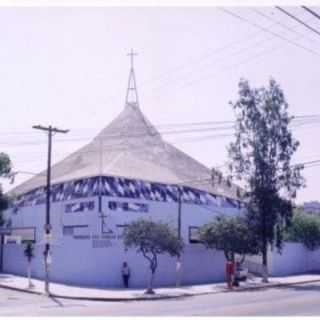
[0,282,319,316]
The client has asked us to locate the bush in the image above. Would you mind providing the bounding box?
[286,213,320,250]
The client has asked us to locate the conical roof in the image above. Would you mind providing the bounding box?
[10,103,239,200]
[10,51,240,200]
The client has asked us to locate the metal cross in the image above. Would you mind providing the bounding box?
[127,48,138,69]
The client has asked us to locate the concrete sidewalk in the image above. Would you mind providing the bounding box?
[0,272,319,301]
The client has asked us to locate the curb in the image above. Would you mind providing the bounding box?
[192,278,320,297]
[50,292,193,302]
[0,283,42,296]
[0,278,320,302]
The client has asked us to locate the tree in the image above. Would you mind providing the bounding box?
[24,241,35,289]
[0,152,12,226]
[286,213,320,251]
[227,78,304,282]
[199,215,260,263]
[0,153,11,177]
[123,219,184,294]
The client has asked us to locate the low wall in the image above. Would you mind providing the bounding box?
[245,242,320,277]
[270,242,309,276]
[2,241,225,288]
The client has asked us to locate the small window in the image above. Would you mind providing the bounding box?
[63,226,74,236]
[108,201,117,210]
[63,225,89,237]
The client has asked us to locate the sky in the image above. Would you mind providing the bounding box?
[0,5,320,204]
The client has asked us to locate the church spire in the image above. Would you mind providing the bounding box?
[125,48,139,108]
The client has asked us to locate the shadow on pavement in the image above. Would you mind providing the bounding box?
[277,283,320,293]
[49,295,64,307]
[0,274,13,280]
[231,281,320,294]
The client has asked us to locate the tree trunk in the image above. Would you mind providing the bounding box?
[262,242,269,283]
[262,206,269,283]
[176,257,182,287]
[27,260,34,289]
[146,269,156,294]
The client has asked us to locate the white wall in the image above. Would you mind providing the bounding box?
[269,243,309,276]
[2,194,238,288]
[246,242,320,277]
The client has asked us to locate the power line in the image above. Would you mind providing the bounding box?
[143,10,318,97]
[252,8,320,45]
[1,116,320,148]
[139,30,263,89]
[298,159,320,166]
[220,8,320,57]
[301,6,320,21]
[1,114,319,139]
[276,6,320,37]
[151,27,320,97]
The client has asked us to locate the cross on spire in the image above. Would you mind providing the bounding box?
[125,48,139,108]
[127,48,138,70]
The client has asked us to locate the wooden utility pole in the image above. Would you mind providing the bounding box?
[32,125,69,295]
[176,186,182,287]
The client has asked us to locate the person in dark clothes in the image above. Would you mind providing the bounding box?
[121,261,130,288]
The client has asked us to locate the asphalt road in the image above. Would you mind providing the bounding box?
[0,282,320,316]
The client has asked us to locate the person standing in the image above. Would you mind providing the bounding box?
[121,261,130,288]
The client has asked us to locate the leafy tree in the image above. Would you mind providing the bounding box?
[123,219,184,294]
[199,215,260,263]
[227,79,304,281]
[0,190,8,226]
[286,213,320,250]
[0,152,12,226]
[24,241,35,288]
[0,153,11,177]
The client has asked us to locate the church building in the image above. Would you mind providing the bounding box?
[2,52,243,288]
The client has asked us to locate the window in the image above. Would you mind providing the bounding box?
[108,201,148,213]
[63,225,89,237]
[65,200,95,213]
[63,226,74,236]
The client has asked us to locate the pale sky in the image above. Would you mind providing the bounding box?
[0,6,320,204]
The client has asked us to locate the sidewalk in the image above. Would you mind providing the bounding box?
[0,272,319,301]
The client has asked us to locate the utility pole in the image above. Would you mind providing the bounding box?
[177,187,182,240]
[32,125,69,295]
[176,186,182,287]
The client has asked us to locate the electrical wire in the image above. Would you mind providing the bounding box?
[220,8,320,57]
[301,6,320,21]
[0,122,315,147]
[0,114,319,143]
[252,8,320,45]
[276,6,320,37]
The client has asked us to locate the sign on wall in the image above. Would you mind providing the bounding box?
[108,201,148,213]
[4,227,36,244]
[65,200,95,213]
[4,235,21,245]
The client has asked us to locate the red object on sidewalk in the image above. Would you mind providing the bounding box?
[225,261,235,289]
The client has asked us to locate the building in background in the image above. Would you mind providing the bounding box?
[1,53,243,288]
[303,201,320,215]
